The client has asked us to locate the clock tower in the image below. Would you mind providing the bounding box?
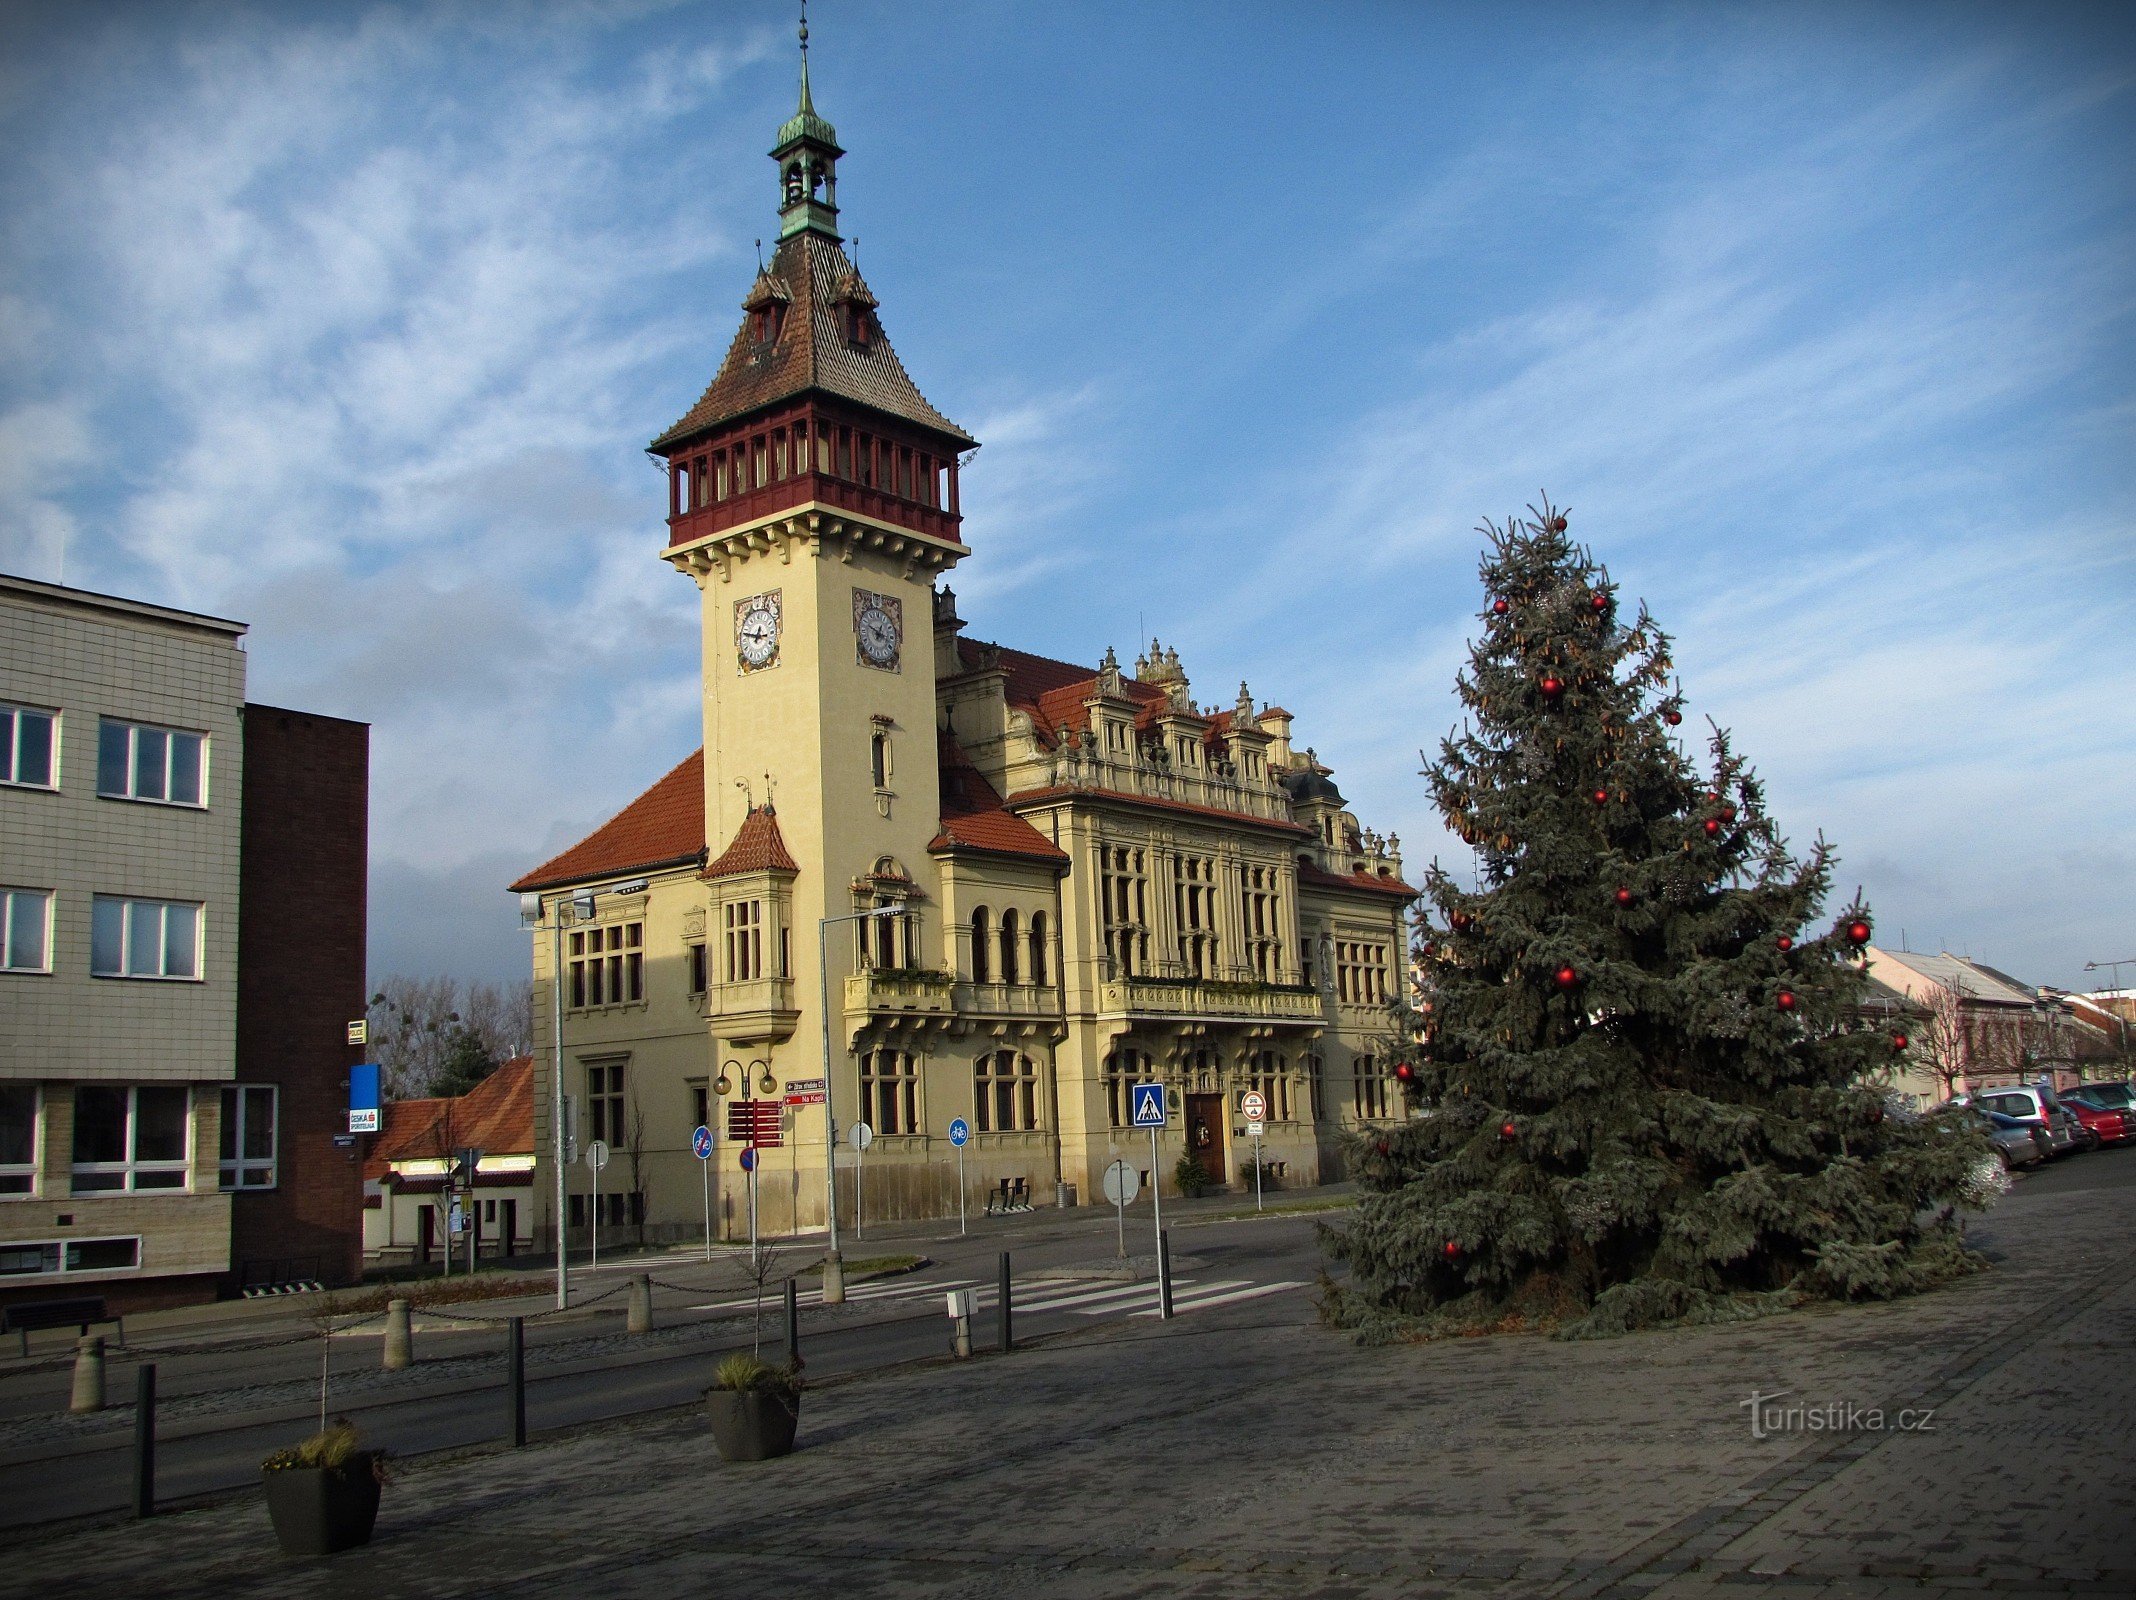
[652,24,975,1145]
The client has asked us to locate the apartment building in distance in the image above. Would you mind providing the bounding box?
[1,574,368,1311]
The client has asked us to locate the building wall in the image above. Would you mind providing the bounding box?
[230,704,369,1291]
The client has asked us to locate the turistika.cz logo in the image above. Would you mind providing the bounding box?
[1739,1390,1936,1440]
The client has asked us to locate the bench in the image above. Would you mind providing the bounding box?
[1,1296,123,1358]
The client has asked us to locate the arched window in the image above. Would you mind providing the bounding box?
[974,1050,1038,1132]
[1102,1049,1150,1128]
[860,1048,918,1135]
[1029,911,1050,988]
[999,909,1020,986]
[970,908,991,983]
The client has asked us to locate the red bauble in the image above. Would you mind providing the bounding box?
[1443,1240,1461,1259]
[1375,1141,1390,1157]
[1500,1121,1517,1140]
[1721,804,1738,823]
[1614,886,1634,907]
[1492,598,1510,616]
[1553,964,1579,989]
[1663,709,1683,727]
[1450,911,1472,932]
[1846,919,1872,946]
[1591,591,1609,612]
[1868,1105,1885,1125]
[1891,1032,1910,1052]
[1591,788,1609,806]
[1540,675,1564,698]
[1777,935,1793,951]
[1546,515,1567,533]
[1393,1061,1417,1084]
[1777,990,1797,1012]
[1703,818,1722,837]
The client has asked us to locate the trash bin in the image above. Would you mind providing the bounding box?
[1056,1182,1077,1209]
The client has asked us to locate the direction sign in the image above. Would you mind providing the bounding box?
[1241,1090,1268,1124]
[691,1125,714,1160]
[739,1147,758,1172]
[1130,1082,1167,1128]
[586,1139,610,1171]
[726,1100,784,1148]
[1102,1159,1141,1205]
[947,1117,970,1148]
[849,1121,875,1152]
[782,1077,828,1106]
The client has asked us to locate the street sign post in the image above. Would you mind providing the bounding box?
[586,1138,609,1275]
[1241,1092,1268,1212]
[738,1147,761,1269]
[1102,1158,1140,1257]
[692,1124,715,1262]
[849,1122,874,1239]
[1130,1083,1169,1317]
[948,1117,970,1235]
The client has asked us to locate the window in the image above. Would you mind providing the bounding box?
[1245,1050,1291,1122]
[1303,1053,1325,1123]
[723,903,763,983]
[869,895,912,969]
[587,1061,627,1146]
[1100,845,1149,979]
[97,718,205,805]
[1336,940,1390,1005]
[689,941,708,994]
[569,921,643,1007]
[1103,1050,1151,1129]
[0,1237,140,1278]
[871,729,890,788]
[0,1085,37,1196]
[1354,1055,1390,1122]
[2,705,56,788]
[72,1085,190,1192]
[970,908,991,982]
[1174,854,1219,978]
[860,1048,919,1135]
[999,909,1020,986]
[218,1085,277,1190]
[3,889,51,973]
[690,1081,710,1134]
[91,896,201,980]
[974,1050,1039,1133]
[1241,866,1281,982]
[1029,911,1051,988]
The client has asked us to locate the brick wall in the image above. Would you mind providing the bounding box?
[229,704,369,1291]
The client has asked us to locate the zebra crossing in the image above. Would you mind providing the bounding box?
[688,1272,1305,1321]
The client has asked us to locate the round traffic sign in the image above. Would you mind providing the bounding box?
[849,1121,875,1153]
[739,1147,758,1172]
[585,1139,610,1171]
[1241,1090,1268,1123]
[947,1117,970,1148]
[691,1125,713,1160]
[1101,1159,1140,1205]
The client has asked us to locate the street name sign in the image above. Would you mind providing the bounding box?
[782,1077,828,1106]
[1130,1082,1167,1128]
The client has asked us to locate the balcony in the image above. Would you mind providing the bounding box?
[699,976,799,1045]
[844,969,956,1044]
[1097,977,1324,1025]
[953,981,1065,1023]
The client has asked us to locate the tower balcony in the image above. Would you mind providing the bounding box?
[1097,977,1324,1026]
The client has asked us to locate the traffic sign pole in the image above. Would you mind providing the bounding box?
[1255,1127,1264,1212]
[948,1117,971,1236]
[1150,1123,1165,1316]
[694,1124,714,1263]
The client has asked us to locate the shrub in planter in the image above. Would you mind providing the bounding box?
[260,1420,387,1557]
[1173,1153,1214,1198]
[703,1352,804,1462]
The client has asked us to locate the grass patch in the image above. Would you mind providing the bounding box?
[796,1254,924,1278]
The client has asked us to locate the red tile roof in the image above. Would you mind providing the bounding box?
[931,732,1071,866]
[1297,863,1421,900]
[511,751,706,893]
[705,804,800,877]
[362,1056,535,1179]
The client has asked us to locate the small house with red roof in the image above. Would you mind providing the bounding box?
[361,1057,536,1265]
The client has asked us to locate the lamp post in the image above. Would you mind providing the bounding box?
[522,886,603,1312]
[818,904,902,1305]
[2084,958,2135,1067]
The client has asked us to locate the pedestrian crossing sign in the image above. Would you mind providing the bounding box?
[1130,1082,1167,1128]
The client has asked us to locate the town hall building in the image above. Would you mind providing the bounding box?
[511,46,1416,1260]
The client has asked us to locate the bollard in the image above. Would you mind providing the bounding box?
[383,1297,413,1370]
[70,1335,106,1414]
[1158,1228,1175,1320]
[506,1317,526,1448]
[947,1288,974,1359]
[627,1273,652,1335]
[784,1278,801,1370]
[998,1251,1013,1353]
[132,1363,156,1519]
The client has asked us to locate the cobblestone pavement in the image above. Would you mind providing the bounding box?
[2,1156,2127,1598]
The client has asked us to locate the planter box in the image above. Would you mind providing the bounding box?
[704,1388,800,1461]
[262,1457,383,1556]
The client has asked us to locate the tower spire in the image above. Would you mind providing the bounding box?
[773,0,843,240]
[798,2,814,114]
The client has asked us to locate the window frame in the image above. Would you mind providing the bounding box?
[2,887,53,974]
[568,920,644,1009]
[974,1049,1040,1134]
[218,1084,278,1191]
[95,717,207,807]
[0,703,58,790]
[0,1083,39,1197]
[0,1235,143,1280]
[90,894,203,981]
[859,1048,920,1135]
[587,1060,628,1147]
[70,1085,192,1194]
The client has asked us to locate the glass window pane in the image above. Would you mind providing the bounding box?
[98,721,130,796]
[91,897,124,974]
[243,1088,275,1160]
[164,904,198,978]
[219,1087,239,1162]
[6,891,46,970]
[17,711,52,786]
[67,1238,139,1271]
[0,1085,35,1166]
[133,726,168,801]
[72,1086,129,1165]
[169,733,202,804]
[1,1243,61,1276]
[132,1169,186,1190]
[128,901,161,975]
[134,1087,188,1163]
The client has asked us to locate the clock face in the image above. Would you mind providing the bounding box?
[853,590,902,669]
[734,592,781,672]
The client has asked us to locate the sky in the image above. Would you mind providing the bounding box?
[1,0,2130,994]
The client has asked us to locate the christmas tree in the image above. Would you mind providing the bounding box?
[1325,502,1987,1339]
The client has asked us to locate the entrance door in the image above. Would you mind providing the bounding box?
[416,1203,435,1264]
[1185,1093,1227,1186]
[502,1199,518,1257]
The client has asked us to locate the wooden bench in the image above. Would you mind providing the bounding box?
[1,1296,123,1358]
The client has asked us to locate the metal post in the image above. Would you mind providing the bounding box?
[1255,1128,1264,1213]
[856,1141,865,1240]
[1115,1169,1127,1258]
[131,1363,155,1519]
[507,1317,526,1447]
[702,1147,713,1263]
[817,906,900,1306]
[784,1276,801,1369]
[998,1251,1012,1353]
[748,1157,760,1275]
[1158,1228,1175,1320]
[590,1152,600,1279]
[957,1144,967,1236]
[1149,1124,1164,1315]
[550,902,569,1311]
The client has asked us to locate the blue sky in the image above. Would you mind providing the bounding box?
[2,1,2130,992]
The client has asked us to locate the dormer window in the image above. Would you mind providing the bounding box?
[847,304,873,348]
[752,305,782,343]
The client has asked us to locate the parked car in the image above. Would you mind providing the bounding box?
[2058,1088,2134,1146]
[1979,1109,2053,1169]
[2062,1081,2136,1113]
[1970,1084,2086,1155]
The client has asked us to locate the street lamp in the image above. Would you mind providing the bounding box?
[2084,958,2136,1065]
[819,904,903,1305]
[521,885,612,1312]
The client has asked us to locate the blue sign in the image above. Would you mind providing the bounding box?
[739,1147,758,1172]
[1130,1082,1167,1129]
[692,1125,714,1160]
[947,1117,970,1148]
[348,1062,382,1133]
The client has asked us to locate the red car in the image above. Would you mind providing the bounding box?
[2059,1094,2132,1147]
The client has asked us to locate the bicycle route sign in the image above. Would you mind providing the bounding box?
[948,1117,970,1148]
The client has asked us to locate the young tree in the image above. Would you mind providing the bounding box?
[1915,978,1971,1100]
[1325,503,1987,1339]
